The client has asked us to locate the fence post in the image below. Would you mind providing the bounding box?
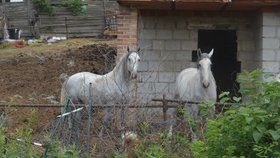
[42,96,71,158]
[162,94,168,121]
[86,83,93,158]
[65,17,69,39]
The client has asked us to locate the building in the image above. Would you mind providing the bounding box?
[117,0,280,103]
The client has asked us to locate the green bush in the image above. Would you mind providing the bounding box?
[32,0,54,16]
[190,69,280,158]
[63,0,83,16]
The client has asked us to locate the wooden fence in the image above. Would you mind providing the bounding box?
[0,0,118,38]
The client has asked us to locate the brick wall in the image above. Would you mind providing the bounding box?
[117,6,138,60]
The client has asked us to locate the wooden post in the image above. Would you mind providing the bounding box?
[65,17,68,39]
[162,94,168,121]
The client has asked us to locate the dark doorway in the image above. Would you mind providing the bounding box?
[198,30,240,98]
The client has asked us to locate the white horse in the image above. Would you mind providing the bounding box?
[168,48,217,140]
[60,47,141,137]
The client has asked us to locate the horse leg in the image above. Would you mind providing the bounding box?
[99,107,113,138]
[184,104,198,141]
[68,106,82,149]
[167,108,177,139]
[120,106,127,137]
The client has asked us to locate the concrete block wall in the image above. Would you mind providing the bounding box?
[137,14,258,103]
[260,13,280,74]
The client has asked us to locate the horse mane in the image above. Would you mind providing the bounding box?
[113,51,132,72]
[111,51,135,81]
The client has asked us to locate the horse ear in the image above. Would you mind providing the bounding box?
[208,48,214,58]
[127,46,130,52]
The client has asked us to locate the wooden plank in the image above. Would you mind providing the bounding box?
[1,0,117,37]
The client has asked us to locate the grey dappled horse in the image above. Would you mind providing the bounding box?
[169,48,217,140]
[60,47,141,137]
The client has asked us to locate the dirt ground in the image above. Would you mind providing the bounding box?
[0,38,117,132]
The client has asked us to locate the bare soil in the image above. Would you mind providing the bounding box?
[0,38,117,132]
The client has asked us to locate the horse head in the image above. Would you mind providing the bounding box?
[127,47,141,79]
[197,48,214,88]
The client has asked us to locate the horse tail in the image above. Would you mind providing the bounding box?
[59,73,69,105]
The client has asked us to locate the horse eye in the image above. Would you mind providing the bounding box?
[128,58,131,61]
[138,59,140,61]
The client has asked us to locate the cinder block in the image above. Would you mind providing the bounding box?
[158,61,174,71]
[277,50,280,61]
[238,41,255,51]
[175,51,192,61]
[148,61,161,71]
[263,38,280,49]
[263,13,280,26]
[142,50,161,61]
[182,40,197,50]
[138,72,158,83]
[237,31,254,41]
[161,51,175,60]
[173,30,189,39]
[139,29,156,39]
[174,61,187,72]
[276,26,280,38]
[137,82,150,94]
[156,30,172,39]
[190,30,198,40]
[158,72,175,82]
[153,40,165,50]
[143,17,156,29]
[176,20,187,29]
[155,18,176,29]
[138,61,149,71]
[238,52,254,61]
[262,50,276,61]
[168,83,177,94]
[262,62,280,73]
[165,40,181,50]
[153,83,169,93]
[263,26,276,38]
[138,40,153,50]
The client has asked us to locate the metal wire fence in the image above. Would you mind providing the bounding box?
[0,94,234,157]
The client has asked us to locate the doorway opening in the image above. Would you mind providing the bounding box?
[198,30,240,98]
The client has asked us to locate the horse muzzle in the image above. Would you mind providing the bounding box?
[203,82,210,88]
[130,73,137,79]
[129,71,137,79]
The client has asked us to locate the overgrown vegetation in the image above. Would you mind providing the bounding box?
[112,121,192,158]
[190,69,280,158]
[32,0,86,16]
[63,0,83,16]
[0,109,79,157]
[112,69,279,158]
[32,0,54,16]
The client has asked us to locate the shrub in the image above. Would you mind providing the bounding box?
[190,69,280,158]
[63,0,83,16]
[32,0,54,16]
